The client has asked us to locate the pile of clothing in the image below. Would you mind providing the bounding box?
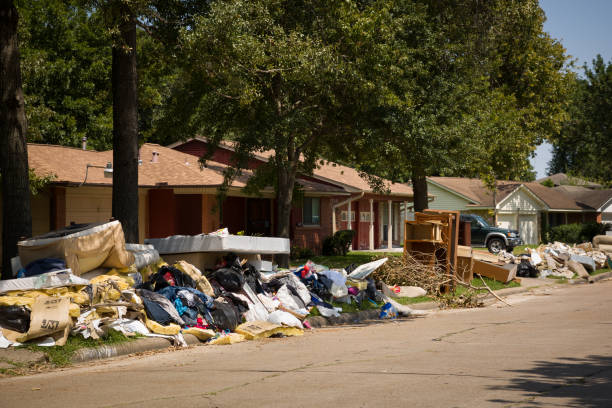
[0,224,416,350]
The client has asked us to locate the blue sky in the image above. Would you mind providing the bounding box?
[530,0,612,179]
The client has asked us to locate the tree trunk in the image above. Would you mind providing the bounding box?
[0,2,32,279]
[411,171,428,213]
[275,159,297,268]
[111,8,139,243]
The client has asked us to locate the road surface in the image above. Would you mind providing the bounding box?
[2,280,612,407]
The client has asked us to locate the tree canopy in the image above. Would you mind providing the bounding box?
[549,55,612,186]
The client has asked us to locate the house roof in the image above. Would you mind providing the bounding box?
[536,173,602,189]
[27,143,347,195]
[28,143,229,188]
[428,176,594,211]
[554,186,612,210]
[169,138,413,197]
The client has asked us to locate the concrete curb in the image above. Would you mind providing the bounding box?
[570,271,612,285]
[71,333,201,364]
[306,309,381,328]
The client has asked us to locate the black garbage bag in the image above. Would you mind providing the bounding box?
[366,278,377,300]
[212,268,245,292]
[516,258,538,278]
[0,306,31,333]
[142,265,197,292]
[243,263,264,294]
[345,263,358,274]
[208,298,242,331]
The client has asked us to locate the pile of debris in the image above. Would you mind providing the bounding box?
[0,222,416,350]
[497,236,611,280]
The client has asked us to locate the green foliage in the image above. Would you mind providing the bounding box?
[540,179,555,188]
[28,169,54,195]
[322,230,356,256]
[351,0,572,195]
[290,246,314,260]
[549,55,612,186]
[16,1,192,150]
[18,1,114,149]
[544,223,610,244]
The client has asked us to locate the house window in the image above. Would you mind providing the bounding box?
[303,197,320,225]
[341,211,356,222]
[360,212,371,222]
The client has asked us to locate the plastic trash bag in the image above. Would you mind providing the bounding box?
[267,310,303,329]
[212,267,245,292]
[379,302,397,319]
[317,269,348,298]
[0,305,31,333]
[347,258,388,280]
[315,305,340,318]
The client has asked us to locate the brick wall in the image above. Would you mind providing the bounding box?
[292,197,334,254]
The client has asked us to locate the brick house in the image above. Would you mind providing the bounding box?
[169,138,415,252]
[0,141,414,262]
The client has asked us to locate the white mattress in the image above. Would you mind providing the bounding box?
[0,270,89,294]
[145,234,290,255]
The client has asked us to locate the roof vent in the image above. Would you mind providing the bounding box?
[151,151,159,163]
[82,137,87,151]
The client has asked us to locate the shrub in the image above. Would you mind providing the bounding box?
[290,246,315,260]
[321,229,356,256]
[545,222,610,244]
[540,179,555,188]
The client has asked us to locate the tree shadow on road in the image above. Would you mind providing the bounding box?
[488,355,612,407]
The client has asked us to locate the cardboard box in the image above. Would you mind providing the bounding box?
[473,260,516,283]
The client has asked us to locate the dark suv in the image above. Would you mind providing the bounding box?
[460,213,523,254]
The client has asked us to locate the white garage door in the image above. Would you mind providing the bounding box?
[496,214,514,230]
[519,214,538,245]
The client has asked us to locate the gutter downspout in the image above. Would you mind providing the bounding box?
[332,192,365,235]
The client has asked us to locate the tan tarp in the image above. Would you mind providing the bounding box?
[18,221,134,276]
[2,296,72,346]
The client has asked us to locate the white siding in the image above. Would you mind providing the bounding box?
[519,215,538,245]
[602,201,612,224]
[66,186,113,225]
[427,182,472,210]
[497,213,514,230]
[498,189,541,213]
[497,212,538,244]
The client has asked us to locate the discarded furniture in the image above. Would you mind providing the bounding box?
[472,260,516,283]
[145,234,290,270]
[404,210,460,291]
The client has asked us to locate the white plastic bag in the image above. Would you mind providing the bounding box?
[267,310,303,328]
[347,258,388,280]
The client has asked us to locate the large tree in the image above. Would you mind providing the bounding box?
[157,0,373,265]
[549,55,612,185]
[351,0,572,210]
[107,2,140,243]
[1,0,32,278]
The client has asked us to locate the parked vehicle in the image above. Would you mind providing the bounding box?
[460,213,523,254]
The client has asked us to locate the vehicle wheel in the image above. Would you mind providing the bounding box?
[487,237,506,254]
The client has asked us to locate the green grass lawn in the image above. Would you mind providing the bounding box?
[591,267,611,276]
[452,275,520,297]
[291,251,402,269]
[473,245,538,255]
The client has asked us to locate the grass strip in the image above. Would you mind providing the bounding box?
[18,330,136,367]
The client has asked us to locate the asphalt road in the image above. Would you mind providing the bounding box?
[2,280,612,408]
